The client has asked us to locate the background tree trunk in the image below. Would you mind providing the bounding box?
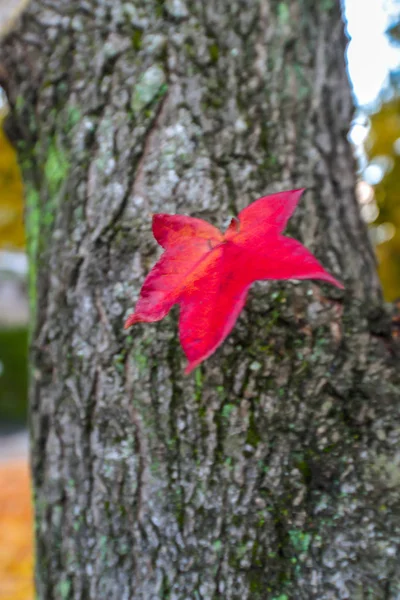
[2,1,400,598]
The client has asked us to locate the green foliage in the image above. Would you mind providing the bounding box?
[0,327,28,424]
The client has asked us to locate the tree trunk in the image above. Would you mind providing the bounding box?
[2,1,400,598]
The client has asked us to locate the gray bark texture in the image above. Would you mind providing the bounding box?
[2,0,400,599]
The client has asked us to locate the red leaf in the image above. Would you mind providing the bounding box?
[125,189,343,373]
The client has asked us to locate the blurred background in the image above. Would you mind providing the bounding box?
[346,0,400,300]
[0,1,399,599]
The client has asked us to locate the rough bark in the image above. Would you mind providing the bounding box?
[2,0,400,598]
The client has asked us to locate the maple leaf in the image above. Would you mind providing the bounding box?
[124,189,343,373]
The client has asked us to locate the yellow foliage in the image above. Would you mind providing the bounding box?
[366,98,400,301]
[0,459,34,600]
[0,110,25,250]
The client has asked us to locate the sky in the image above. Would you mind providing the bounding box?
[344,0,400,106]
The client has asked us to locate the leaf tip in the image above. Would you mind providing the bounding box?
[291,187,306,201]
[184,362,196,375]
[124,314,138,329]
[325,273,345,290]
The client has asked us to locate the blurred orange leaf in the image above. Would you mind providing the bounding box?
[0,459,34,600]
